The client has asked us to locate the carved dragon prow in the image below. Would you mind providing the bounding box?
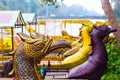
[67,26,117,80]
[48,24,93,70]
[8,32,71,80]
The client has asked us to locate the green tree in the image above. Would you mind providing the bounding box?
[39,0,63,7]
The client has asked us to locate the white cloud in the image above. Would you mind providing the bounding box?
[63,0,105,15]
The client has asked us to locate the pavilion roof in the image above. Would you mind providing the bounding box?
[0,10,25,28]
[22,13,37,24]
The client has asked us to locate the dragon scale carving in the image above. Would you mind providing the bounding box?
[14,38,53,80]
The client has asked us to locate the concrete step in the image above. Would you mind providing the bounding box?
[45,72,68,79]
[45,72,87,80]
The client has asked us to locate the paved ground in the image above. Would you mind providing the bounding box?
[0,72,87,80]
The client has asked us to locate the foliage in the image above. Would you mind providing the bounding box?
[0,0,39,13]
[117,19,120,23]
[39,0,63,8]
[101,40,120,80]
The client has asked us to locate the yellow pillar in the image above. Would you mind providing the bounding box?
[1,28,4,54]
[11,27,14,51]
[44,24,46,36]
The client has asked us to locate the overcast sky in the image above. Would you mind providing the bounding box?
[63,0,105,15]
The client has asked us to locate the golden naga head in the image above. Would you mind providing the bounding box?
[17,32,53,58]
[17,32,71,59]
